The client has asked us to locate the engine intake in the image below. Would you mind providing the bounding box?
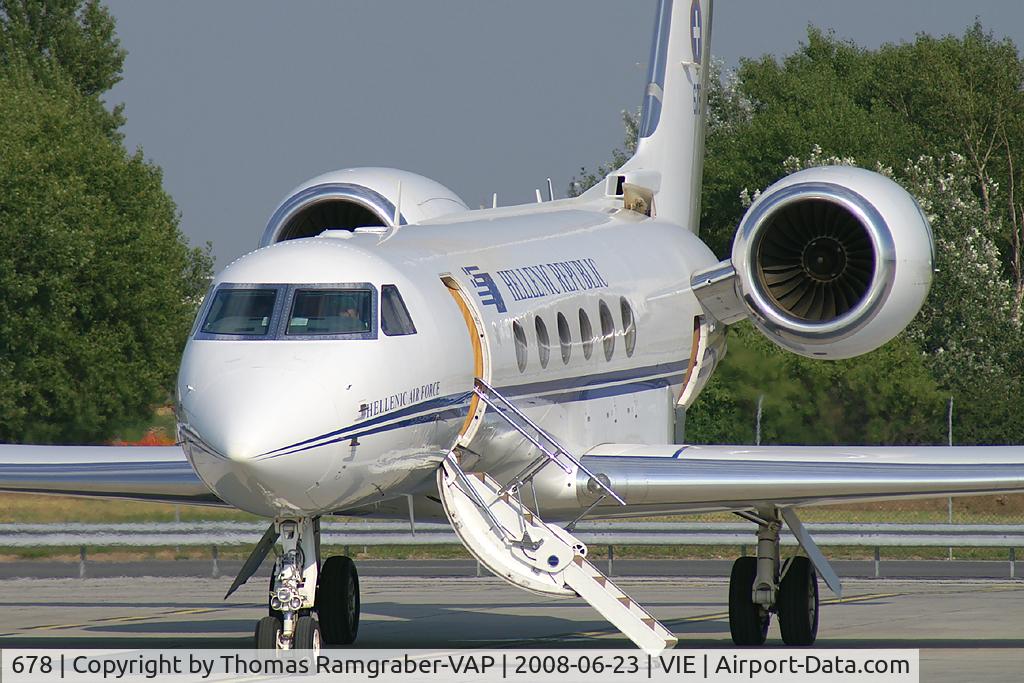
[260,167,468,248]
[754,196,877,322]
[726,166,934,359]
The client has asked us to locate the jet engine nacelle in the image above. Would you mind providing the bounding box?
[730,166,934,359]
[260,167,468,247]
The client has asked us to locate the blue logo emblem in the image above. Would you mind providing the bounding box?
[462,266,507,313]
[690,0,702,65]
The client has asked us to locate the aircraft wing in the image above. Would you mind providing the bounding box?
[577,444,1024,515]
[0,444,223,506]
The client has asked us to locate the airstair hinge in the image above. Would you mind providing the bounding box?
[472,378,626,506]
[509,529,543,553]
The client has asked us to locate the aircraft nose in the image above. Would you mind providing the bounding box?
[183,368,342,462]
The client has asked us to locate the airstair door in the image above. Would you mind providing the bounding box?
[441,276,487,445]
[437,452,677,653]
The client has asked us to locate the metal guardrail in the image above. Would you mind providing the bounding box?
[1,521,1020,580]
[2,520,1023,548]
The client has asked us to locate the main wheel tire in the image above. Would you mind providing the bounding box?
[729,556,770,646]
[293,615,321,652]
[254,616,282,649]
[778,556,819,646]
[316,555,360,645]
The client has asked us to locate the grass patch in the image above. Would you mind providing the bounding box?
[0,493,259,524]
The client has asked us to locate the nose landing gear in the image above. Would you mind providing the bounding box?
[251,517,362,650]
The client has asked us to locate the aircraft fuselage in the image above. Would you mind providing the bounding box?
[177,198,718,517]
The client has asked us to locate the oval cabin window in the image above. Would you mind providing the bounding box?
[535,316,551,369]
[579,308,594,360]
[599,299,615,361]
[620,297,636,357]
[557,312,572,364]
[513,320,528,372]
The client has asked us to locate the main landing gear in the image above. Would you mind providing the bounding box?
[728,510,819,646]
[253,517,361,650]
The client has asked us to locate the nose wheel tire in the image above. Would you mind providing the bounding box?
[778,556,819,646]
[728,556,770,646]
[293,615,322,652]
[316,555,360,645]
[254,616,282,649]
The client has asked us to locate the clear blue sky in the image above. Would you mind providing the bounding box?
[103,1,1024,266]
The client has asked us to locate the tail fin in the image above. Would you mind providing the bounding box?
[617,0,712,232]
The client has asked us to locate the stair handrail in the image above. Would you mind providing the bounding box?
[473,377,626,505]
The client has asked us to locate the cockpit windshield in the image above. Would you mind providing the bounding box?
[195,283,383,340]
[287,290,372,335]
[201,289,277,335]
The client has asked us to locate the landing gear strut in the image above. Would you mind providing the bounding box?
[252,517,362,650]
[727,509,819,646]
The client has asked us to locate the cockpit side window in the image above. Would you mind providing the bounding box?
[286,289,372,335]
[190,284,215,337]
[201,288,277,335]
[380,285,416,336]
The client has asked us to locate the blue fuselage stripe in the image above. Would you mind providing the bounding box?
[499,359,689,397]
[258,358,688,459]
[259,391,474,456]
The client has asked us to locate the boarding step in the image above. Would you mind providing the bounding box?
[437,453,676,652]
[562,555,677,652]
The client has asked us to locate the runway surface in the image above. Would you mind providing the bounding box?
[1,573,1022,682]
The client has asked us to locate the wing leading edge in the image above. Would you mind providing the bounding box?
[0,444,222,506]
[576,444,1024,516]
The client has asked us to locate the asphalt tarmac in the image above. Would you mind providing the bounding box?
[0,562,1022,682]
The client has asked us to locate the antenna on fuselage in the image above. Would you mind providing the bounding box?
[535,188,543,203]
[547,178,555,201]
[492,193,498,209]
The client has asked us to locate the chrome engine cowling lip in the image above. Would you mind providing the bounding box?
[733,181,897,346]
[260,182,405,248]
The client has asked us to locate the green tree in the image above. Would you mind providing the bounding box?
[704,23,1024,302]
[577,23,1024,445]
[0,68,207,443]
[1,0,125,132]
[688,144,1022,446]
[685,323,946,446]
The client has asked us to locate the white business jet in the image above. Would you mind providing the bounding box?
[3,0,1024,653]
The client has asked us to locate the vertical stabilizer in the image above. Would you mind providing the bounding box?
[617,0,712,232]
